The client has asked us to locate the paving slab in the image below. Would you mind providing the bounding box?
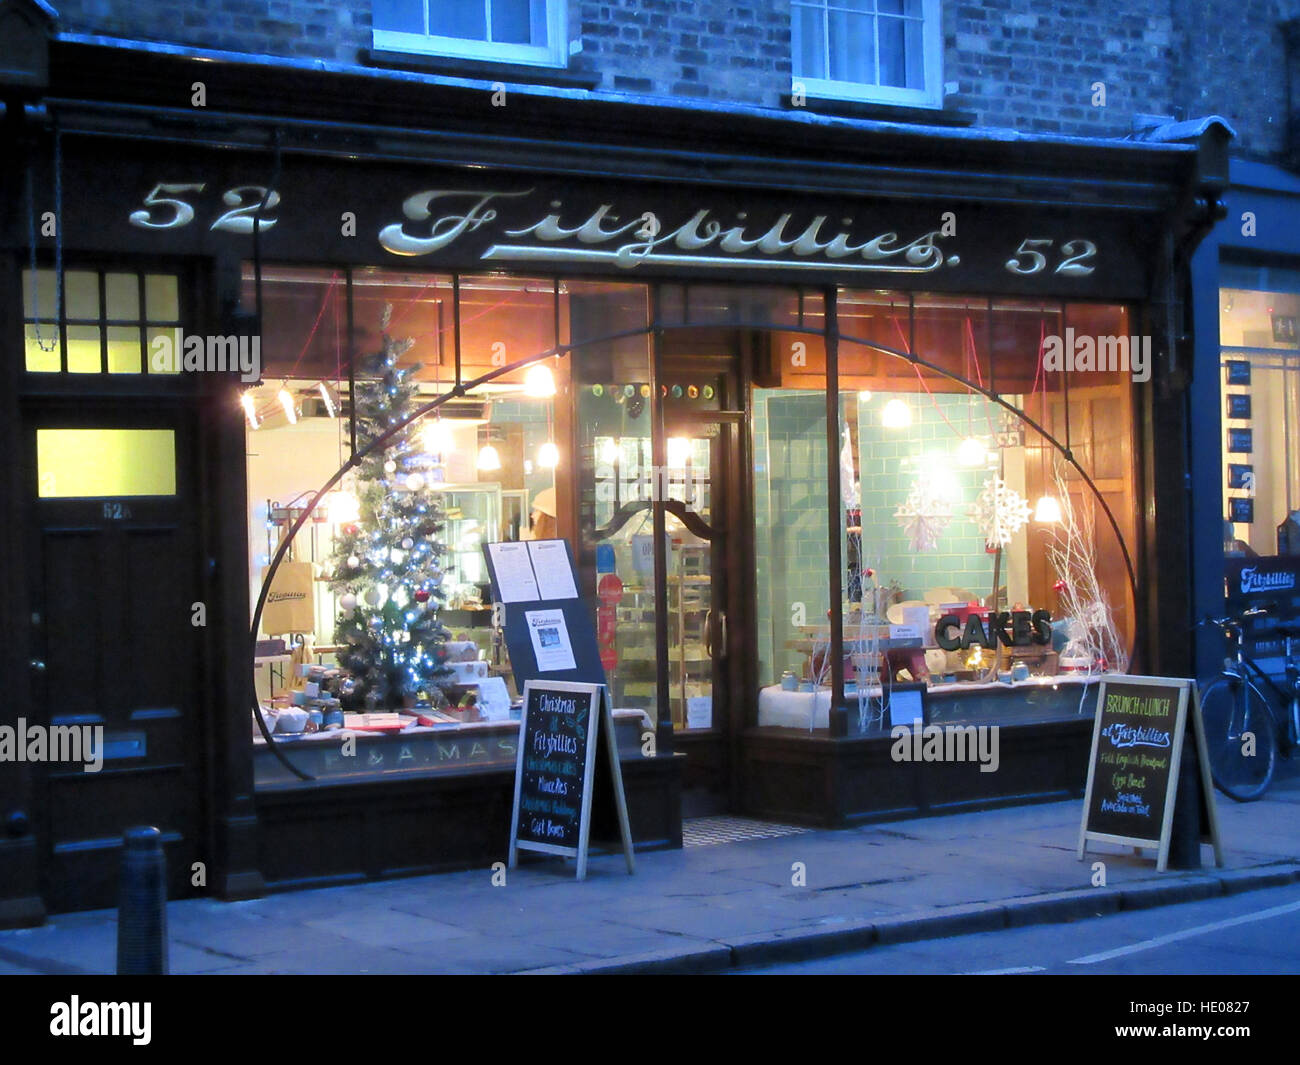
[3,794,1299,974]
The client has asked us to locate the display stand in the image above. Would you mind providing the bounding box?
[485,539,634,879]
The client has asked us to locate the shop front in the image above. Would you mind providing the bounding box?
[0,34,1232,919]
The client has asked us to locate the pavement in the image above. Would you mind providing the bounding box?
[2,774,1298,975]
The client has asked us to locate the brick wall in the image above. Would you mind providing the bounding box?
[48,0,1300,162]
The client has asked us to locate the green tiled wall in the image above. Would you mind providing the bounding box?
[854,393,998,601]
[754,390,831,685]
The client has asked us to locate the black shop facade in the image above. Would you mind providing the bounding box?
[0,37,1232,921]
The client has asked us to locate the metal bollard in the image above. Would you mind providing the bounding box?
[116,825,169,975]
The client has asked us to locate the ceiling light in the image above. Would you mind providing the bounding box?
[538,441,559,468]
[477,444,501,471]
[278,388,297,425]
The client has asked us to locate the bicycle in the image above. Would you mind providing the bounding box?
[1196,607,1300,801]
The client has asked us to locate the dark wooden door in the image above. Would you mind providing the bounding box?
[26,404,204,912]
[659,341,751,814]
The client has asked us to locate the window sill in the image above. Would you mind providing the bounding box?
[782,93,976,127]
[365,48,601,90]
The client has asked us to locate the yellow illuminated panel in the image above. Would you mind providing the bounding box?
[107,327,142,374]
[24,325,60,373]
[65,325,101,374]
[37,429,176,498]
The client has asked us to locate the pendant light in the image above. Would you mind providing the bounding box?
[881,398,911,429]
[477,446,501,471]
[537,441,559,468]
[524,363,556,398]
[1034,493,1062,523]
[422,417,454,455]
[956,436,986,467]
[328,489,360,524]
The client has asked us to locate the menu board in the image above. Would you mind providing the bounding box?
[1078,675,1222,872]
[1086,680,1180,842]
[508,680,635,879]
[512,682,599,855]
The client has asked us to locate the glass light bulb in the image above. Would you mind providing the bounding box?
[956,436,986,467]
[1034,495,1062,523]
[329,491,360,524]
[881,398,911,429]
[524,364,556,397]
[422,419,454,454]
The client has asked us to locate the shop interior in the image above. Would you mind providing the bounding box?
[1218,276,1300,556]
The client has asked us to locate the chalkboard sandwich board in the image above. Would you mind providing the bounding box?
[1078,674,1222,872]
[508,680,634,880]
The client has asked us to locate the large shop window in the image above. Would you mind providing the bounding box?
[372,0,567,67]
[246,270,1142,784]
[791,0,942,107]
[756,291,1139,734]
[247,268,651,785]
[1219,267,1300,556]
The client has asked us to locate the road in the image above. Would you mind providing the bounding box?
[739,882,1300,974]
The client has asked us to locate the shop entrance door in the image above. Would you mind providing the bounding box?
[658,341,752,815]
[25,403,205,912]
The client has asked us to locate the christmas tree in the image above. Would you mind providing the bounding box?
[327,305,452,708]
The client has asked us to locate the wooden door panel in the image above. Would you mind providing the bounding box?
[30,412,203,913]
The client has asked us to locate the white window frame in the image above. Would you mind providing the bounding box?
[373,0,568,68]
[791,0,943,108]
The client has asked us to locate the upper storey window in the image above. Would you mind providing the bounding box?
[373,0,567,67]
[792,0,942,108]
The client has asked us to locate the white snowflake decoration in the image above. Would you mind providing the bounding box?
[895,480,954,552]
[971,477,1032,549]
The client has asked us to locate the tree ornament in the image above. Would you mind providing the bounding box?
[364,586,382,607]
[347,555,360,569]
[414,588,430,603]
[339,593,358,612]
[384,459,397,474]
[401,537,414,550]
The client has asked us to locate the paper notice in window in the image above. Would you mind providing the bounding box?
[528,539,578,600]
[487,541,540,603]
[525,609,577,672]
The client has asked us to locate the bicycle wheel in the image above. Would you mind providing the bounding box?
[1198,676,1277,801]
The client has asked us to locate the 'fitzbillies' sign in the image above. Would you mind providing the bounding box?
[51,147,1154,297]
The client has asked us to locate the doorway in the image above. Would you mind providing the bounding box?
[25,402,206,912]
[657,333,753,815]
